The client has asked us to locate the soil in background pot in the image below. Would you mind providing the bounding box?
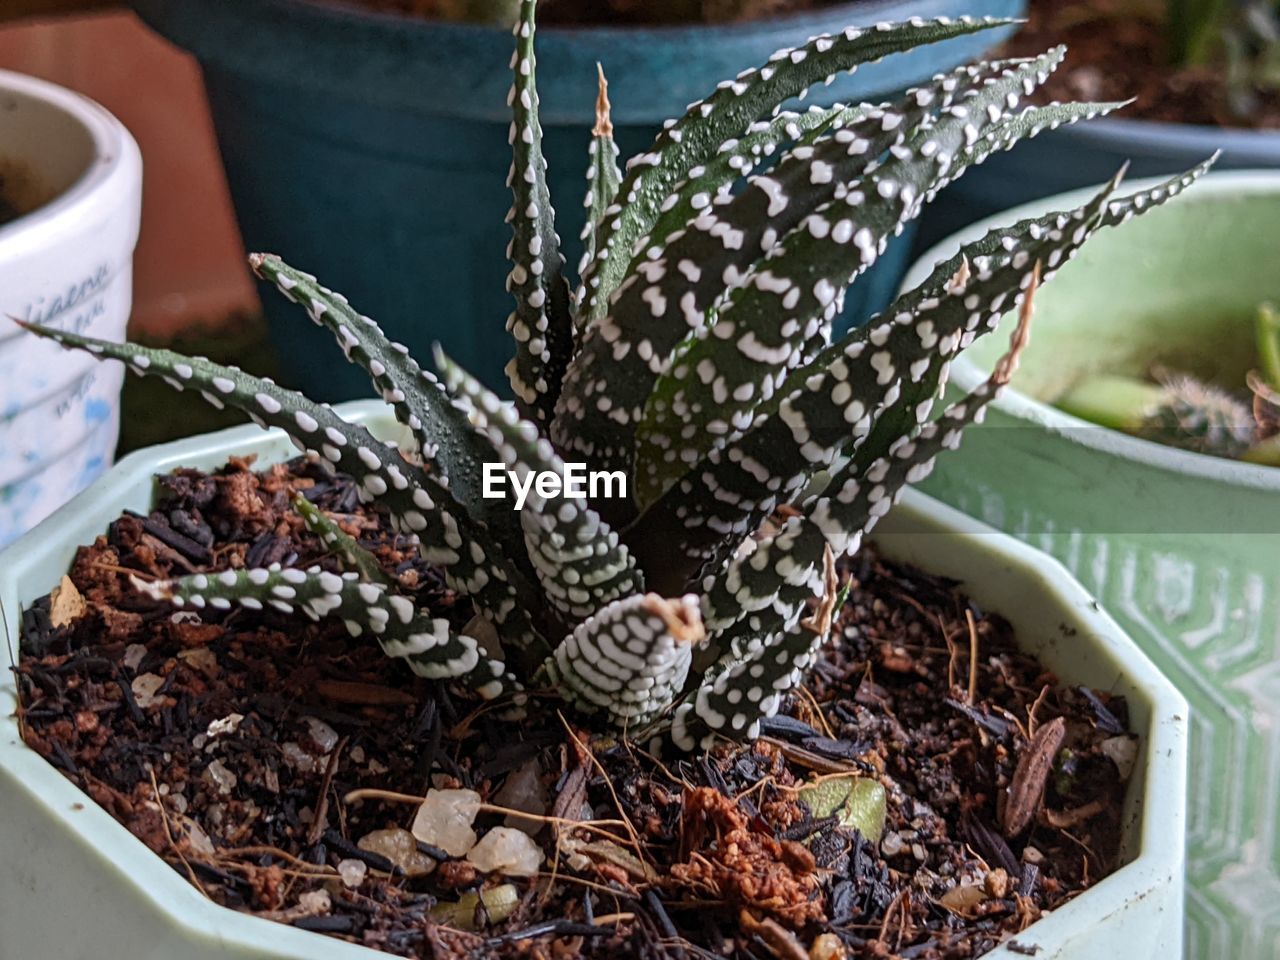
[1003,0,1280,129]
[16,456,1136,959]
[0,159,45,227]
[0,192,19,225]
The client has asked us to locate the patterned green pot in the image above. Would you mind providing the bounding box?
[905,170,1280,959]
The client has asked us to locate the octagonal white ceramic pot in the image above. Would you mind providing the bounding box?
[0,402,1187,959]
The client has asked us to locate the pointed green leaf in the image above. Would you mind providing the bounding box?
[575,15,1017,324]
[19,322,544,649]
[135,565,511,697]
[249,254,530,566]
[556,59,1013,491]
[1097,154,1216,229]
[633,164,1208,579]
[633,103,865,275]
[632,52,1122,505]
[294,495,390,585]
[962,100,1134,173]
[847,156,1216,478]
[504,0,575,425]
[578,63,623,282]
[701,280,1037,647]
[671,615,821,750]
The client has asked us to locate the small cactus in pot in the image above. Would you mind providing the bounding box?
[1057,302,1280,464]
[23,0,1210,749]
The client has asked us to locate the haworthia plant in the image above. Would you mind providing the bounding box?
[23,0,1211,748]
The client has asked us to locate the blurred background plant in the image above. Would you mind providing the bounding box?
[1001,0,1280,125]
[1218,2,1280,115]
[1167,0,1280,115]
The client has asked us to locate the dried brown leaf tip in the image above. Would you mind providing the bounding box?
[800,544,838,637]
[992,260,1039,389]
[593,61,613,138]
[640,593,705,644]
[945,254,972,294]
[1002,715,1066,837]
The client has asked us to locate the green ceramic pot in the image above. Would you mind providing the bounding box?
[904,170,1280,960]
[0,402,1187,958]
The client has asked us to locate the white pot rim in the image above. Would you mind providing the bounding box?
[904,169,1280,494]
[0,68,142,261]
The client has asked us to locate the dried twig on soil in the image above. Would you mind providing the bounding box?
[149,766,209,898]
[965,608,981,705]
[306,735,347,847]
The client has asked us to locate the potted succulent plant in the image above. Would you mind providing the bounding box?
[2,4,1201,957]
[0,67,142,547]
[905,169,1280,959]
[120,0,1025,398]
[921,0,1280,244]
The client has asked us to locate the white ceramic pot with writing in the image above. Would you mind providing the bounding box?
[0,68,142,547]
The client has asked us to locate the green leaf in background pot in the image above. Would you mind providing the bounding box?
[1257,301,1280,390]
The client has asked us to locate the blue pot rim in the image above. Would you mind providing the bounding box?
[1070,115,1280,162]
[131,0,1024,124]
[303,0,949,42]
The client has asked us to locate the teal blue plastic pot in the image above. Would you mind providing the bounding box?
[903,171,1280,959]
[131,0,1022,399]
